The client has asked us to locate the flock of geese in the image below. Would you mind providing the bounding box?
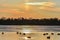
[16,32,60,39]
[0,32,60,39]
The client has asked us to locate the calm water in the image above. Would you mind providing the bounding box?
[0,25,60,32]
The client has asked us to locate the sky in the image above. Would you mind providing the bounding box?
[0,0,60,19]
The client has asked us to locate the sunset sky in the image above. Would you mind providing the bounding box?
[0,0,60,19]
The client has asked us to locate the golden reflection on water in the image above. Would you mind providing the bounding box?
[0,25,60,40]
[0,32,60,40]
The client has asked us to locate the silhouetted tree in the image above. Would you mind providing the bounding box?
[0,17,59,25]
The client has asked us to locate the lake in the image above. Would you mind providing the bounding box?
[0,25,60,40]
[0,25,60,32]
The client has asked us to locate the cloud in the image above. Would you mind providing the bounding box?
[38,2,60,12]
[41,2,55,7]
[0,9,24,14]
[25,2,55,7]
[39,2,55,9]
[0,3,26,13]
[25,2,57,11]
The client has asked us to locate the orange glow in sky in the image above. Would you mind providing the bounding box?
[0,0,60,19]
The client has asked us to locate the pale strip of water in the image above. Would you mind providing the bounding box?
[0,25,60,32]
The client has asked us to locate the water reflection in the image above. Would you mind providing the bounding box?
[0,25,60,32]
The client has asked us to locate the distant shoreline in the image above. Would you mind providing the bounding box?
[0,17,60,25]
[0,24,60,26]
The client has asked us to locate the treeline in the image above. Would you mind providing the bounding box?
[0,17,60,25]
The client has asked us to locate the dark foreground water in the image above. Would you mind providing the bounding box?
[0,25,60,32]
